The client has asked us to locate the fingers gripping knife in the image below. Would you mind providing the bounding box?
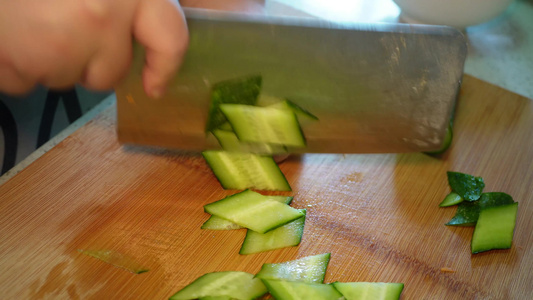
[115,8,467,153]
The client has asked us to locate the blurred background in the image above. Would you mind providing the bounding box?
[1,0,532,175]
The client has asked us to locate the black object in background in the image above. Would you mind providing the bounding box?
[0,99,18,175]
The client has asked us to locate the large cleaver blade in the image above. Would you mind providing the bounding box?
[115,8,467,153]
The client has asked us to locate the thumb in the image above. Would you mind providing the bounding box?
[133,0,189,98]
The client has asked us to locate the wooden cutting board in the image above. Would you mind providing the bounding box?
[0,75,532,300]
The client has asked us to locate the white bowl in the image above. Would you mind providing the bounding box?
[393,0,514,28]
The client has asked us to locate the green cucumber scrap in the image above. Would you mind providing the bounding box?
[255,253,330,283]
[439,192,464,207]
[205,75,262,132]
[446,192,515,226]
[447,171,485,201]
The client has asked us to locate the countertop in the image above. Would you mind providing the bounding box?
[1,0,532,184]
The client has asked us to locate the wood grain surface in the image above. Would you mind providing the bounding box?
[0,75,532,300]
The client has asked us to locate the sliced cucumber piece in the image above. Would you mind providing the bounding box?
[439,192,463,207]
[332,282,404,300]
[203,190,304,234]
[202,196,293,230]
[217,122,234,131]
[202,151,291,191]
[169,271,267,300]
[255,253,330,283]
[199,296,233,300]
[220,104,306,148]
[446,192,515,226]
[239,209,306,255]
[262,279,342,300]
[205,75,262,132]
[471,202,518,254]
[447,171,485,202]
[425,122,453,155]
[212,129,287,155]
[78,249,148,274]
[267,99,319,122]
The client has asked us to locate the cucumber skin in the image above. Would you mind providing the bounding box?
[447,171,485,202]
[446,192,515,226]
[205,75,262,132]
[471,202,518,254]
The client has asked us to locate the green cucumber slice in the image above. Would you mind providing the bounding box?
[205,75,262,132]
[219,104,306,148]
[255,253,330,283]
[217,122,234,131]
[425,122,453,155]
[202,196,293,230]
[203,190,304,234]
[446,192,515,226]
[332,282,404,300]
[256,94,318,122]
[199,296,233,300]
[471,202,518,254]
[212,129,287,155]
[447,171,485,201]
[202,151,291,191]
[169,271,267,300]
[262,279,342,300]
[239,209,306,255]
[267,100,319,121]
[439,192,463,207]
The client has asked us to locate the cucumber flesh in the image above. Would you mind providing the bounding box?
[169,271,267,300]
[267,100,319,122]
[205,75,262,132]
[471,202,518,254]
[199,297,233,300]
[255,253,330,283]
[332,282,404,300]
[202,151,291,191]
[439,192,463,207]
[202,196,293,230]
[203,190,304,234]
[262,279,342,300]
[239,209,306,255]
[217,122,234,131]
[212,129,287,155]
[220,104,306,148]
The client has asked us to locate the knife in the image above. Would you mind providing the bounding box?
[115,8,467,153]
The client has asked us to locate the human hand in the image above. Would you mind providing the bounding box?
[0,0,189,98]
